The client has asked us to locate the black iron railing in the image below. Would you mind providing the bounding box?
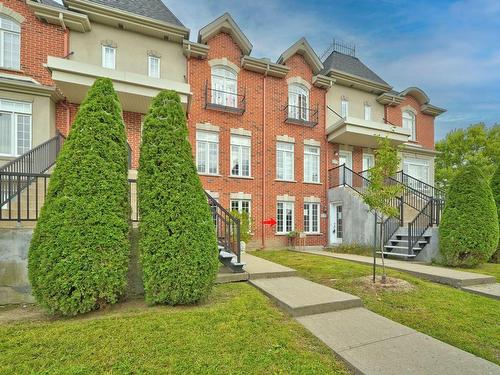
[206,192,241,263]
[395,171,445,201]
[0,133,64,208]
[383,198,403,246]
[407,199,433,255]
[204,81,245,114]
[284,103,319,127]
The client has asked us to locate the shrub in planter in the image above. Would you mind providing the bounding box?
[138,90,218,305]
[230,210,252,251]
[439,164,499,267]
[28,78,130,316]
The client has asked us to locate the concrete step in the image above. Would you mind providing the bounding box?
[384,245,422,251]
[242,253,297,279]
[250,276,362,317]
[377,251,416,258]
[461,283,500,300]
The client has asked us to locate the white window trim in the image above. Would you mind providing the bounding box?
[0,15,21,70]
[341,99,349,118]
[230,135,251,177]
[364,103,372,121]
[304,202,320,234]
[211,65,238,108]
[288,82,310,121]
[402,110,416,141]
[101,45,116,69]
[276,141,295,181]
[230,199,251,214]
[362,153,375,171]
[0,99,32,157]
[196,130,219,175]
[277,201,295,234]
[148,55,160,78]
[304,145,320,183]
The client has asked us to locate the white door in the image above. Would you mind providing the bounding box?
[403,157,430,193]
[338,151,352,185]
[329,203,343,245]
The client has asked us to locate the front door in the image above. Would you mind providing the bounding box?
[329,203,343,245]
[338,151,352,185]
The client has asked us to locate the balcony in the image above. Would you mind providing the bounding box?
[284,104,319,127]
[326,116,410,148]
[46,56,191,113]
[204,82,246,115]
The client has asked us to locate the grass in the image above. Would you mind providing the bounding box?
[443,262,500,282]
[325,243,374,256]
[0,283,348,375]
[253,250,500,365]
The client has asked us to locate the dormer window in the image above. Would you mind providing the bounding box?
[341,98,349,118]
[211,65,237,108]
[102,45,116,69]
[288,83,309,121]
[0,15,20,70]
[403,110,416,141]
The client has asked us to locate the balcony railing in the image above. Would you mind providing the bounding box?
[204,81,246,114]
[284,103,319,127]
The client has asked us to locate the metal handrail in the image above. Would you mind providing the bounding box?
[206,191,241,263]
[407,199,433,255]
[204,81,246,113]
[396,171,446,201]
[284,103,319,126]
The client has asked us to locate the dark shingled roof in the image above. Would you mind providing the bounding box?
[86,0,185,27]
[322,51,389,86]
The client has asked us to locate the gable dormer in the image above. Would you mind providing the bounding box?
[277,37,323,75]
[198,12,252,55]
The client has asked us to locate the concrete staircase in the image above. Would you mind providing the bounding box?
[381,228,432,259]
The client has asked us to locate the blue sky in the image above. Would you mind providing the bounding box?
[165,0,500,140]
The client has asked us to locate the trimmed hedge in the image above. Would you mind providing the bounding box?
[490,166,500,262]
[138,90,218,305]
[28,78,130,316]
[439,164,499,267]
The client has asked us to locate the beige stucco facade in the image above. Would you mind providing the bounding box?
[69,22,187,83]
[0,89,56,167]
[326,84,385,126]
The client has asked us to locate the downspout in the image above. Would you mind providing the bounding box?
[324,80,333,246]
[261,65,268,249]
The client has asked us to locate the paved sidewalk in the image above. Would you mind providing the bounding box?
[293,249,500,299]
[244,253,500,374]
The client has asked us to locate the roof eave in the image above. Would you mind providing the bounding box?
[198,13,252,55]
[277,38,323,75]
[327,69,392,94]
[241,56,289,78]
[27,0,91,32]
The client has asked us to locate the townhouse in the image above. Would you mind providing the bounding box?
[0,0,445,254]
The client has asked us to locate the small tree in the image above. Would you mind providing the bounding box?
[138,90,218,305]
[28,78,130,316]
[491,167,500,263]
[439,164,499,267]
[363,137,402,282]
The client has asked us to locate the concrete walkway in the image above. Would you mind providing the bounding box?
[293,249,500,300]
[243,253,500,375]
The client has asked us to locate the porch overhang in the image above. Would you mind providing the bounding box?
[46,56,191,113]
[326,117,410,148]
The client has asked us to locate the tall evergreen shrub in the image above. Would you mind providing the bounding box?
[28,78,130,316]
[138,90,218,305]
[439,164,499,267]
[490,167,500,262]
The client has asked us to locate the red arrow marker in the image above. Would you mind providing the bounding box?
[262,218,277,226]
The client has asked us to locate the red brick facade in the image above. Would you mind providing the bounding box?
[385,96,435,150]
[0,0,65,86]
[187,32,328,248]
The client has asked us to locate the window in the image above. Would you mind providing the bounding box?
[196,131,219,175]
[277,201,294,234]
[148,55,160,78]
[304,145,320,183]
[364,103,372,121]
[211,66,237,108]
[102,45,116,69]
[0,99,32,157]
[341,98,349,118]
[403,157,429,185]
[403,110,416,141]
[0,16,20,70]
[288,83,309,120]
[230,135,251,177]
[362,154,375,171]
[276,141,294,181]
[304,203,320,233]
[231,199,251,214]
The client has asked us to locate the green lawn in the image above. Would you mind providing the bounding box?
[449,263,500,282]
[253,250,500,365]
[0,283,348,375]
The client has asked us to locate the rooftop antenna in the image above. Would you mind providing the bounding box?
[320,38,356,61]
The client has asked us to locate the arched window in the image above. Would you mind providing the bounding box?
[288,83,309,121]
[402,110,416,141]
[0,15,20,70]
[211,65,237,108]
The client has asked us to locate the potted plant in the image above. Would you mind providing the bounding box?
[231,210,252,253]
[287,230,300,249]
